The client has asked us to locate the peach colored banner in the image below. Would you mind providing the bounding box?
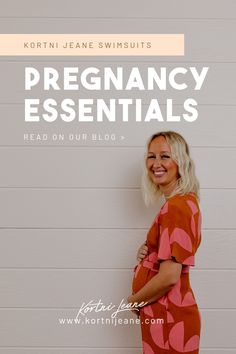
[0,34,184,56]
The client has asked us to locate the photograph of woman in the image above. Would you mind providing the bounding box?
[128,131,202,354]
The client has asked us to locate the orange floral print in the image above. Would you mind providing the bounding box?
[132,193,202,354]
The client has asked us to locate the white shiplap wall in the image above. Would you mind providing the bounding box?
[0,1,236,353]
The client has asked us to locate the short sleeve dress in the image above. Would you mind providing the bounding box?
[132,193,202,354]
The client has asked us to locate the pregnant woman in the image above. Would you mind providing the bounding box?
[128,131,202,354]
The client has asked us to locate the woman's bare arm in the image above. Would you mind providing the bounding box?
[128,260,182,305]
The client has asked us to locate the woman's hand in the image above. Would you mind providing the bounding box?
[127,295,140,318]
[137,241,148,262]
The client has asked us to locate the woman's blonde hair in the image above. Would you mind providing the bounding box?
[141,131,200,206]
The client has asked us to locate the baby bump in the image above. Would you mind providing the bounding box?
[132,261,159,294]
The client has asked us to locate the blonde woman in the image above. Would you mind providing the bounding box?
[128,131,202,354]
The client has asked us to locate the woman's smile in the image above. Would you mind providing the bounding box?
[146,135,179,196]
[152,169,167,177]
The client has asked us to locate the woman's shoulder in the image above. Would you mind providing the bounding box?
[168,192,198,203]
[167,192,200,214]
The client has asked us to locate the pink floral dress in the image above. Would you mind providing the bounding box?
[132,193,202,354]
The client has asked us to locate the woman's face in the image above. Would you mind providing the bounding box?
[146,135,179,196]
